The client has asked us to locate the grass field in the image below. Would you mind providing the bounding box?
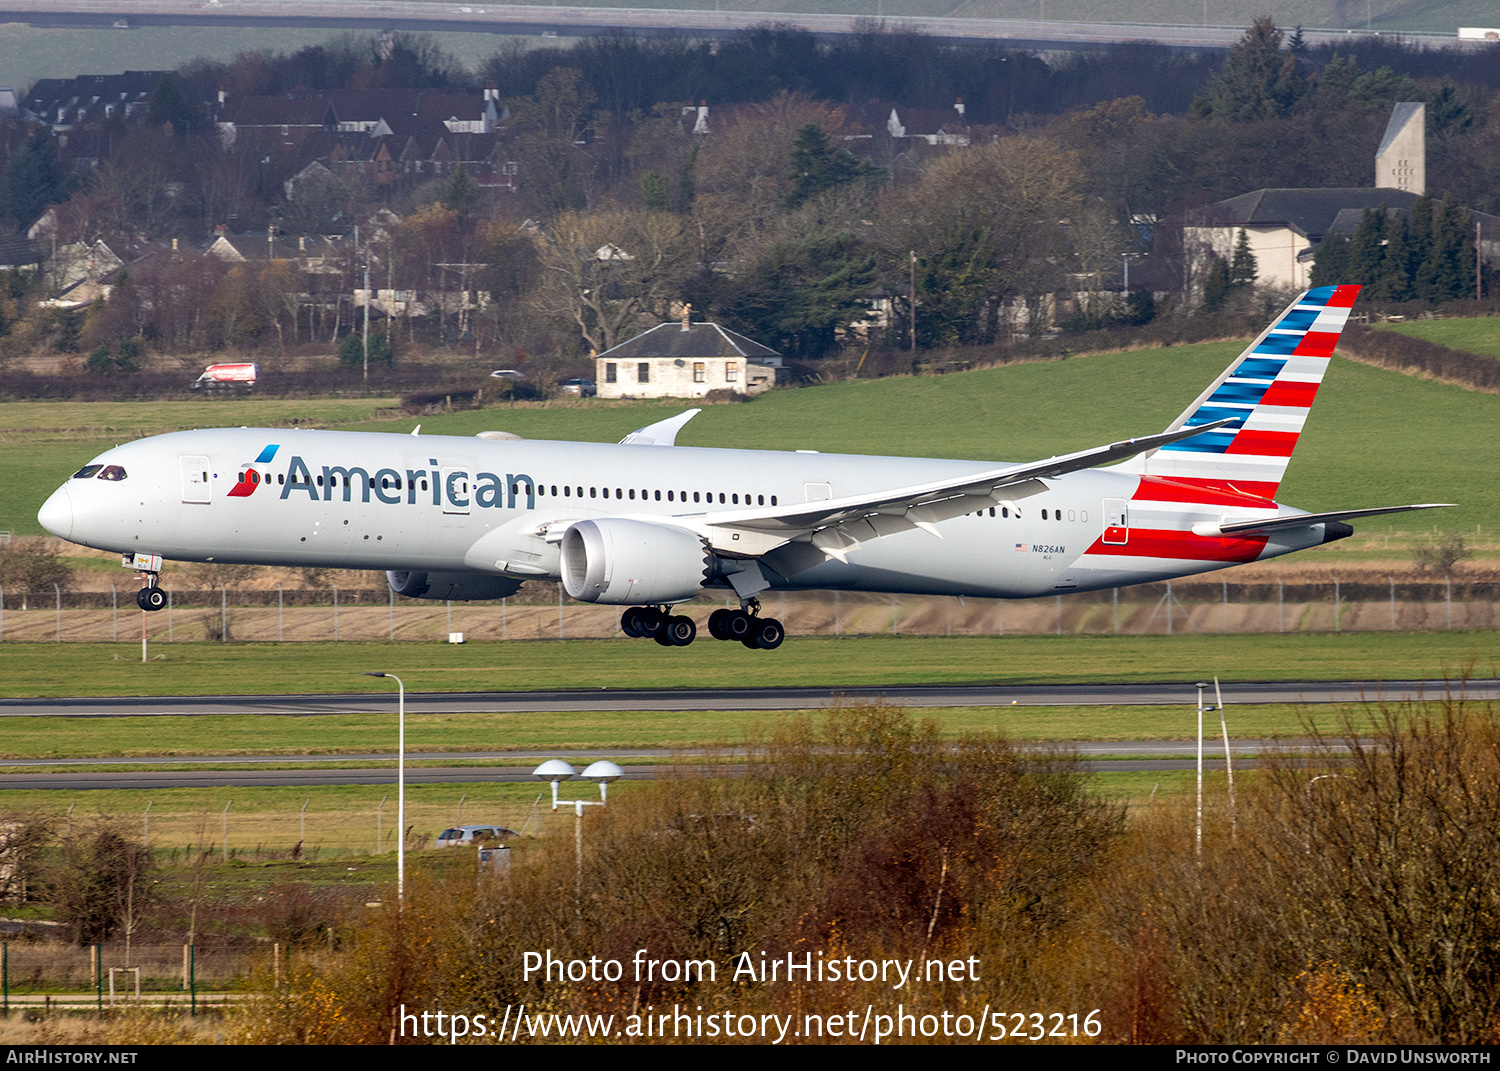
[0,632,1492,699]
[1380,317,1500,361]
[5,343,1497,538]
[0,698,1426,760]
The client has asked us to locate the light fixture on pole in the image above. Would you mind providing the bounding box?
[364,672,406,904]
[533,759,623,913]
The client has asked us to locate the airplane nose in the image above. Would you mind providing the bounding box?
[37,486,73,540]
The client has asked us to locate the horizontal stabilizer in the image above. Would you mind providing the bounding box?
[1206,503,1454,536]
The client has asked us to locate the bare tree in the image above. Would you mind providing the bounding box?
[534,207,690,354]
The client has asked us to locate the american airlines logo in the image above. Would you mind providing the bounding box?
[254,453,537,510]
[227,444,280,498]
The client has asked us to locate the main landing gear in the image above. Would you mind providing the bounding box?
[620,600,784,650]
[620,605,696,647]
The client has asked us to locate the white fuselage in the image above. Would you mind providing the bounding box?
[39,427,1326,601]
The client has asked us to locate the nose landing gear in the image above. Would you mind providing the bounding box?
[135,585,166,612]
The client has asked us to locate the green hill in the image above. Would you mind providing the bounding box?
[1379,318,1500,361]
[5,341,1493,538]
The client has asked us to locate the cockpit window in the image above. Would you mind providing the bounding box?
[72,465,103,479]
[97,465,127,481]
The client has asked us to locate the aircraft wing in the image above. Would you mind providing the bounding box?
[682,419,1235,560]
[1205,503,1454,536]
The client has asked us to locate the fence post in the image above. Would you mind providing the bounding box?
[54,583,61,642]
[1447,576,1453,629]
[167,588,173,642]
[501,596,507,640]
[1389,576,1396,629]
[221,584,227,643]
[111,583,117,642]
[834,591,840,637]
[1334,578,1340,632]
[1055,595,1062,635]
[0,583,5,642]
[557,584,563,639]
[278,582,284,642]
[1112,587,1118,633]
[1166,580,1173,636]
[1277,579,1283,633]
[389,586,394,641]
[1222,579,1229,633]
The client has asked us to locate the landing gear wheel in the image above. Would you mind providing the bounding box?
[657,615,696,647]
[708,608,733,641]
[744,617,784,650]
[137,586,166,612]
[721,610,754,643]
[633,607,665,639]
[620,607,643,637]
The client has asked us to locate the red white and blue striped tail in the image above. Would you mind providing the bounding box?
[1123,284,1361,500]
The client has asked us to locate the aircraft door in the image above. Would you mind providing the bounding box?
[180,455,211,504]
[1103,498,1128,545]
[442,467,471,515]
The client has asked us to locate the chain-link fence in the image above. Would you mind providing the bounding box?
[0,579,1495,642]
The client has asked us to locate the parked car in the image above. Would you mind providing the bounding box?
[562,377,597,397]
[436,824,520,847]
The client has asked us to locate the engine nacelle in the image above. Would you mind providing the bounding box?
[386,569,523,601]
[561,519,712,604]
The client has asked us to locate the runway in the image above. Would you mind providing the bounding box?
[0,0,1468,51]
[0,748,1286,789]
[1,679,1492,718]
[1,680,1475,788]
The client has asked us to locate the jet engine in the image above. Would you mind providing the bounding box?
[561,519,712,604]
[386,569,524,601]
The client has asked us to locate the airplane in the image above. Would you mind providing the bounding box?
[38,283,1448,651]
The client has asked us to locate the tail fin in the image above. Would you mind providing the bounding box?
[1125,284,1362,499]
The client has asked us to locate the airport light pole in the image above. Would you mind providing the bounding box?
[364,672,406,904]
[533,760,623,914]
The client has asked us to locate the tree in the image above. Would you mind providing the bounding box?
[337,328,392,369]
[506,67,598,218]
[49,823,152,947]
[717,232,877,360]
[1191,19,1308,122]
[2,126,67,232]
[877,136,1082,345]
[1413,193,1473,302]
[440,163,477,217]
[1229,228,1258,287]
[0,538,72,602]
[534,207,690,354]
[1201,254,1231,310]
[784,123,885,208]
